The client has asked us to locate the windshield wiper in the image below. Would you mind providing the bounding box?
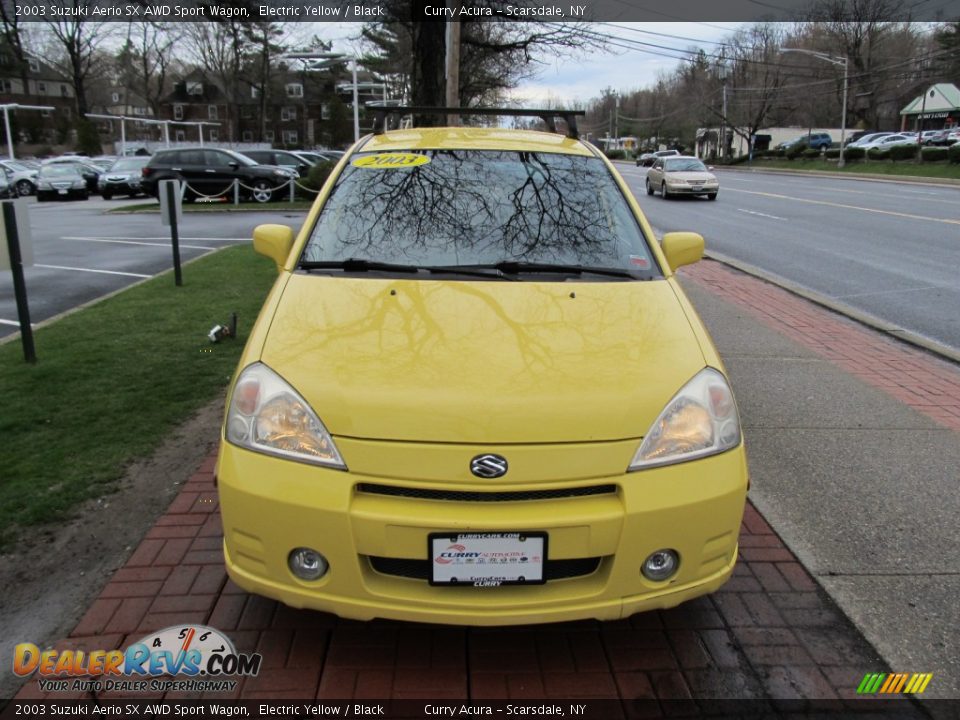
[299,258,516,280]
[470,261,642,280]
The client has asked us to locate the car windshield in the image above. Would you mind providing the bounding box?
[664,159,707,172]
[109,158,148,171]
[223,150,257,166]
[6,161,34,172]
[40,165,80,178]
[302,150,657,275]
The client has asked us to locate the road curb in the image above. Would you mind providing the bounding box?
[703,250,960,367]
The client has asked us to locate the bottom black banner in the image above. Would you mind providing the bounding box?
[0,698,955,719]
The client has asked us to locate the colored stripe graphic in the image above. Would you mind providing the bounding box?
[857,672,932,694]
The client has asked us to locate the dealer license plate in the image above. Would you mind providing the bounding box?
[58,189,68,195]
[429,532,547,586]
[691,186,703,192]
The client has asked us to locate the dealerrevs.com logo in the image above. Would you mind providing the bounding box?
[13,625,262,694]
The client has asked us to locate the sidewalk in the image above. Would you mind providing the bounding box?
[11,258,959,708]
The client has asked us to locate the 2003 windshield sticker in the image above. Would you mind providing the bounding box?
[352,153,431,169]
[12,625,262,694]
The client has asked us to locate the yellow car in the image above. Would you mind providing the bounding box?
[217,115,748,626]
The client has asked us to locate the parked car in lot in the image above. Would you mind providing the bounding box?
[241,149,312,176]
[846,132,894,148]
[0,171,14,198]
[141,148,296,203]
[779,132,833,151]
[217,118,747,625]
[35,164,90,201]
[646,156,719,200]
[636,149,680,167]
[99,156,150,199]
[860,133,917,149]
[0,160,40,196]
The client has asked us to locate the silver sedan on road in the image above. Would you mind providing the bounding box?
[646,156,719,200]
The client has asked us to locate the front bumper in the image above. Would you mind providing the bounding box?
[37,188,87,200]
[217,439,747,625]
[666,184,719,195]
[100,180,142,195]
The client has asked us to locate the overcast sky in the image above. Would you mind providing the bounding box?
[298,22,746,108]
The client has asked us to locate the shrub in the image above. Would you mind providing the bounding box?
[785,143,807,160]
[773,147,785,158]
[921,147,949,162]
[889,144,918,161]
[802,148,821,159]
[867,147,890,161]
[843,146,865,161]
[297,160,336,199]
[604,150,626,160]
[824,148,841,159]
[948,143,960,164]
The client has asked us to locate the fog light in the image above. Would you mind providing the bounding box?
[642,549,679,581]
[288,548,328,581]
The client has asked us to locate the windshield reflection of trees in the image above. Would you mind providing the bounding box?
[303,151,647,268]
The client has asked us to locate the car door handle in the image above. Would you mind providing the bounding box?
[205,169,216,173]
[171,167,182,171]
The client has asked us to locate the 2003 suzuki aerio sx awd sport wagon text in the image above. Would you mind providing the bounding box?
[216,117,748,626]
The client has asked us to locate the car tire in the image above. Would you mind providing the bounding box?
[707,192,718,201]
[646,179,654,196]
[16,180,34,197]
[661,182,669,199]
[101,192,112,201]
[249,180,273,204]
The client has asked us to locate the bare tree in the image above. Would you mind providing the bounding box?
[115,22,176,116]
[42,4,114,116]
[182,21,247,141]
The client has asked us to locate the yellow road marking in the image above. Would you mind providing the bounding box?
[722,187,960,225]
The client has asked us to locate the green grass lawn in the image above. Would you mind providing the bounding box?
[0,245,277,550]
[741,158,960,180]
[112,200,315,213]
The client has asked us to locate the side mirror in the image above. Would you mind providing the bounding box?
[253,224,295,273]
[228,161,240,170]
[661,232,705,271]
[707,166,715,171]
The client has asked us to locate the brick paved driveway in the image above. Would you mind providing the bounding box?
[15,259,959,714]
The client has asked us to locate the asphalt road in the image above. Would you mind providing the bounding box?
[618,165,960,355]
[0,197,307,340]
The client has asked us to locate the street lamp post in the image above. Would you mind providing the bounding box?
[1,104,56,159]
[782,48,848,168]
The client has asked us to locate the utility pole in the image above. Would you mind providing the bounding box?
[782,49,848,168]
[614,93,619,148]
[445,17,461,125]
[718,47,728,161]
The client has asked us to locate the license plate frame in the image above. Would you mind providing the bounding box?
[428,531,547,587]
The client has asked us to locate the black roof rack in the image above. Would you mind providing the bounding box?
[371,106,586,140]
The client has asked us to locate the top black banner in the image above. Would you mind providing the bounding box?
[7,0,959,23]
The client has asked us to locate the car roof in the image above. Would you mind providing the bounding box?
[358,127,595,157]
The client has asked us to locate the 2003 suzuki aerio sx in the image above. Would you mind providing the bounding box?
[217,121,748,625]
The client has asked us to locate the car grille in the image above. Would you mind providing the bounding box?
[368,556,602,581]
[355,483,617,503]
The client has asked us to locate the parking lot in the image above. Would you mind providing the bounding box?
[0,197,306,340]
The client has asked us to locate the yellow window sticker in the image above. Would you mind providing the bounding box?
[351,153,431,169]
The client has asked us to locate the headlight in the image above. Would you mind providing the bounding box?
[225,362,346,469]
[73,180,86,189]
[272,169,289,177]
[38,182,52,190]
[628,367,741,471]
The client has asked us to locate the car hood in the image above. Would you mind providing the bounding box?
[258,275,708,443]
